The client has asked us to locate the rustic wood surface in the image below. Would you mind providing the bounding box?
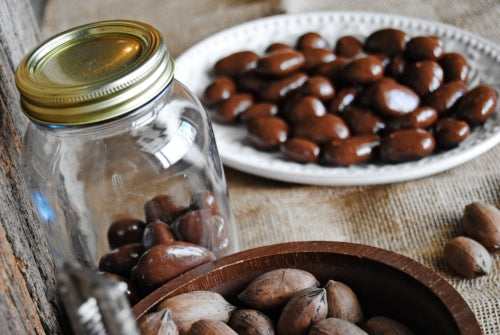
[0,0,62,334]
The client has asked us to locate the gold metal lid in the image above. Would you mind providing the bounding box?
[15,20,174,126]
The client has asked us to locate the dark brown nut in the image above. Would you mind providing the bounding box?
[241,103,279,122]
[172,209,229,253]
[214,93,254,123]
[190,191,219,212]
[187,319,238,335]
[131,242,215,289]
[385,55,407,79]
[265,42,295,54]
[246,116,289,151]
[289,96,327,123]
[322,135,380,166]
[404,36,444,61]
[324,280,363,324]
[282,138,320,164]
[444,236,492,278]
[438,52,470,82]
[433,118,470,148]
[237,268,319,311]
[228,309,275,335]
[236,73,268,93]
[256,50,306,77]
[157,291,236,334]
[462,201,500,251]
[293,114,350,144]
[385,106,438,132]
[99,272,141,305]
[315,58,348,84]
[341,107,385,135]
[379,129,435,163]
[362,316,415,335]
[98,243,145,277]
[364,28,408,57]
[303,76,335,101]
[310,318,369,335]
[276,287,328,335]
[329,87,357,114]
[214,51,259,76]
[400,60,444,97]
[335,35,363,58]
[138,308,179,335]
[456,85,498,124]
[107,218,146,249]
[144,194,188,224]
[302,48,336,71]
[260,72,308,102]
[423,80,468,116]
[341,55,385,85]
[142,220,176,249]
[203,76,236,106]
[370,78,420,118]
[296,32,328,50]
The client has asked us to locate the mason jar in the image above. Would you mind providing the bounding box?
[15,20,238,303]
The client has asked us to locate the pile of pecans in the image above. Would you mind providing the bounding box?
[139,268,415,335]
[203,28,498,166]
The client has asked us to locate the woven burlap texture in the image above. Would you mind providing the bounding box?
[42,0,500,333]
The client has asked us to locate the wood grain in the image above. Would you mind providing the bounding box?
[0,0,63,333]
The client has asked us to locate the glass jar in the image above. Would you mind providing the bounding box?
[15,20,238,298]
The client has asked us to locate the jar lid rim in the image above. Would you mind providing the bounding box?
[15,20,174,126]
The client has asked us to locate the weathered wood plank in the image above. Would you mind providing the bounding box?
[0,0,63,333]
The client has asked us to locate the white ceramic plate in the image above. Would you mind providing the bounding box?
[174,11,500,185]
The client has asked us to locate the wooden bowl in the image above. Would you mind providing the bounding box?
[132,241,481,334]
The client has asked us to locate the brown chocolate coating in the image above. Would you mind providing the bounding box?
[172,209,229,251]
[214,93,254,123]
[281,138,320,163]
[322,135,381,166]
[288,95,327,123]
[265,42,295,54]
[259,72,308,102]
[236,73,268,93]
[296,32,328,50]
[439,52,470,82]
[329,87,357,114]
[341,55,385,85]
[379,128,436,163]
[293,114,350,144]
[241,102,279,122]
[370,78,420,117]
[302,48,336,71]
[246,116,289,150]
[364,28,408,57]
[404,36,444,61]
[423,80,468,116]
[342,107,385,135]
[99,272,141,305]
[456,85,498,124]
[401,60,444,97]
[107,218,146,250]
[335,35,364,58]
[315,57,348,85]
[131,242,215,289]
[385,55,407,79]
[434,118,470,148]
[303,76,335,101]
[98,243,145,277]
[203,76,236,106]
[256,50,306,77]
[385,106,438,132]
[142,220,176,250]
[190,191,219,212]
[144,194,188,224]
[214,51,259,77]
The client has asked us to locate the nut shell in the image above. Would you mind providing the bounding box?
[443,236,492,278]
[462,201,500,251]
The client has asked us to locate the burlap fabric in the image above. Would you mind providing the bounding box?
[42,0,500,333]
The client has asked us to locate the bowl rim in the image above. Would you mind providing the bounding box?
[132,241,482,334]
